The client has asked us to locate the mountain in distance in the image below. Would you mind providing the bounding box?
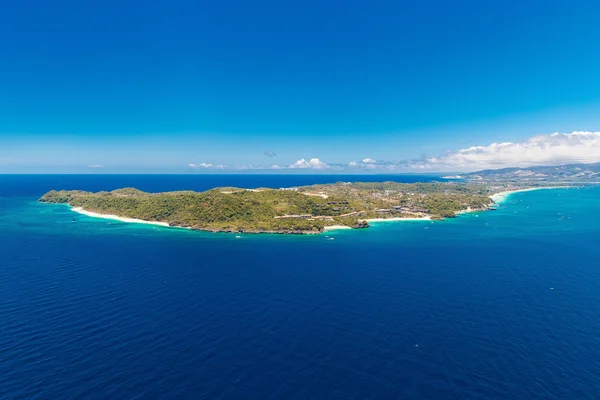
[465,162,600,182]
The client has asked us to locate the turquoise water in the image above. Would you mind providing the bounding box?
[1,176,600,399]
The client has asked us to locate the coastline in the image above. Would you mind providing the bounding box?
[455,207,487,215]
[70,205,432,234]
[365,216,431,222]
[323,216,431,232]
[323,225,352,231]
[63,186,570,234]
[71,207,172,227]
[489,186,569,204]
[70,206,318,234]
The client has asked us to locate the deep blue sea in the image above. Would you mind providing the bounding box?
[1,175,600,399]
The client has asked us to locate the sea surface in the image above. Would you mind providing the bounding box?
[1,175,600,399]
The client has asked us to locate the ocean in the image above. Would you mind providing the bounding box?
[1,175,599,399]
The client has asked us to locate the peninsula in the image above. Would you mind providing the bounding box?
[39,182,502,234]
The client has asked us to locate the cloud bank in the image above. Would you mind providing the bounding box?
[420,131,600,171]
[188,163,226,169]
[185,132,600,173]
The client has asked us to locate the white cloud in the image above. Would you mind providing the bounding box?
[409,163,433,170]
[182,131,600,173]
[348,158,393,169]
[289,158,329,169]
[189,162,226,169]
[420,131,600,171]
[88,164,105,168]
[289,159,307,168]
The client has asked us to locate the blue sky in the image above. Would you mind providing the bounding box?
[2,0,600,173]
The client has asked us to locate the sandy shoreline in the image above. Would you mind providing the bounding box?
[323,217,430,232]
[323,225,352,231]
[489,186,569,204]
[71,207,172,227]
[455,207,486,215]
[68,186,570,234]
[70,205,432,234]
[365,216,431,222]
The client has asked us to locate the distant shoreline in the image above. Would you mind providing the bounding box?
[489,186,570,204]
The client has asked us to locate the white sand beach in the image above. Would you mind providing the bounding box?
[490,186,569,204]
[323,217,431,232]
[455,207,483,215]
[69,187,569,234]
[323,225,352,231]
[71,207,171,227]
[365,216,431,222]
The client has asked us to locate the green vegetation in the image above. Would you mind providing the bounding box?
[40,181,494,234]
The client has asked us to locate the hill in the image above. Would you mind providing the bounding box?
[39,182,494,234]
[466,162,600,182]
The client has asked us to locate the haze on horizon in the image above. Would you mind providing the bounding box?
[2,0,600,174]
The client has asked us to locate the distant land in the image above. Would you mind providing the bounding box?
[465,162,600,182]
[38,161,595,234]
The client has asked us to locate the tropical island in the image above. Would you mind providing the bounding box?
[39,180,551,234]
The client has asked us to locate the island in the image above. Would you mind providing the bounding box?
[39,182,504,234]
